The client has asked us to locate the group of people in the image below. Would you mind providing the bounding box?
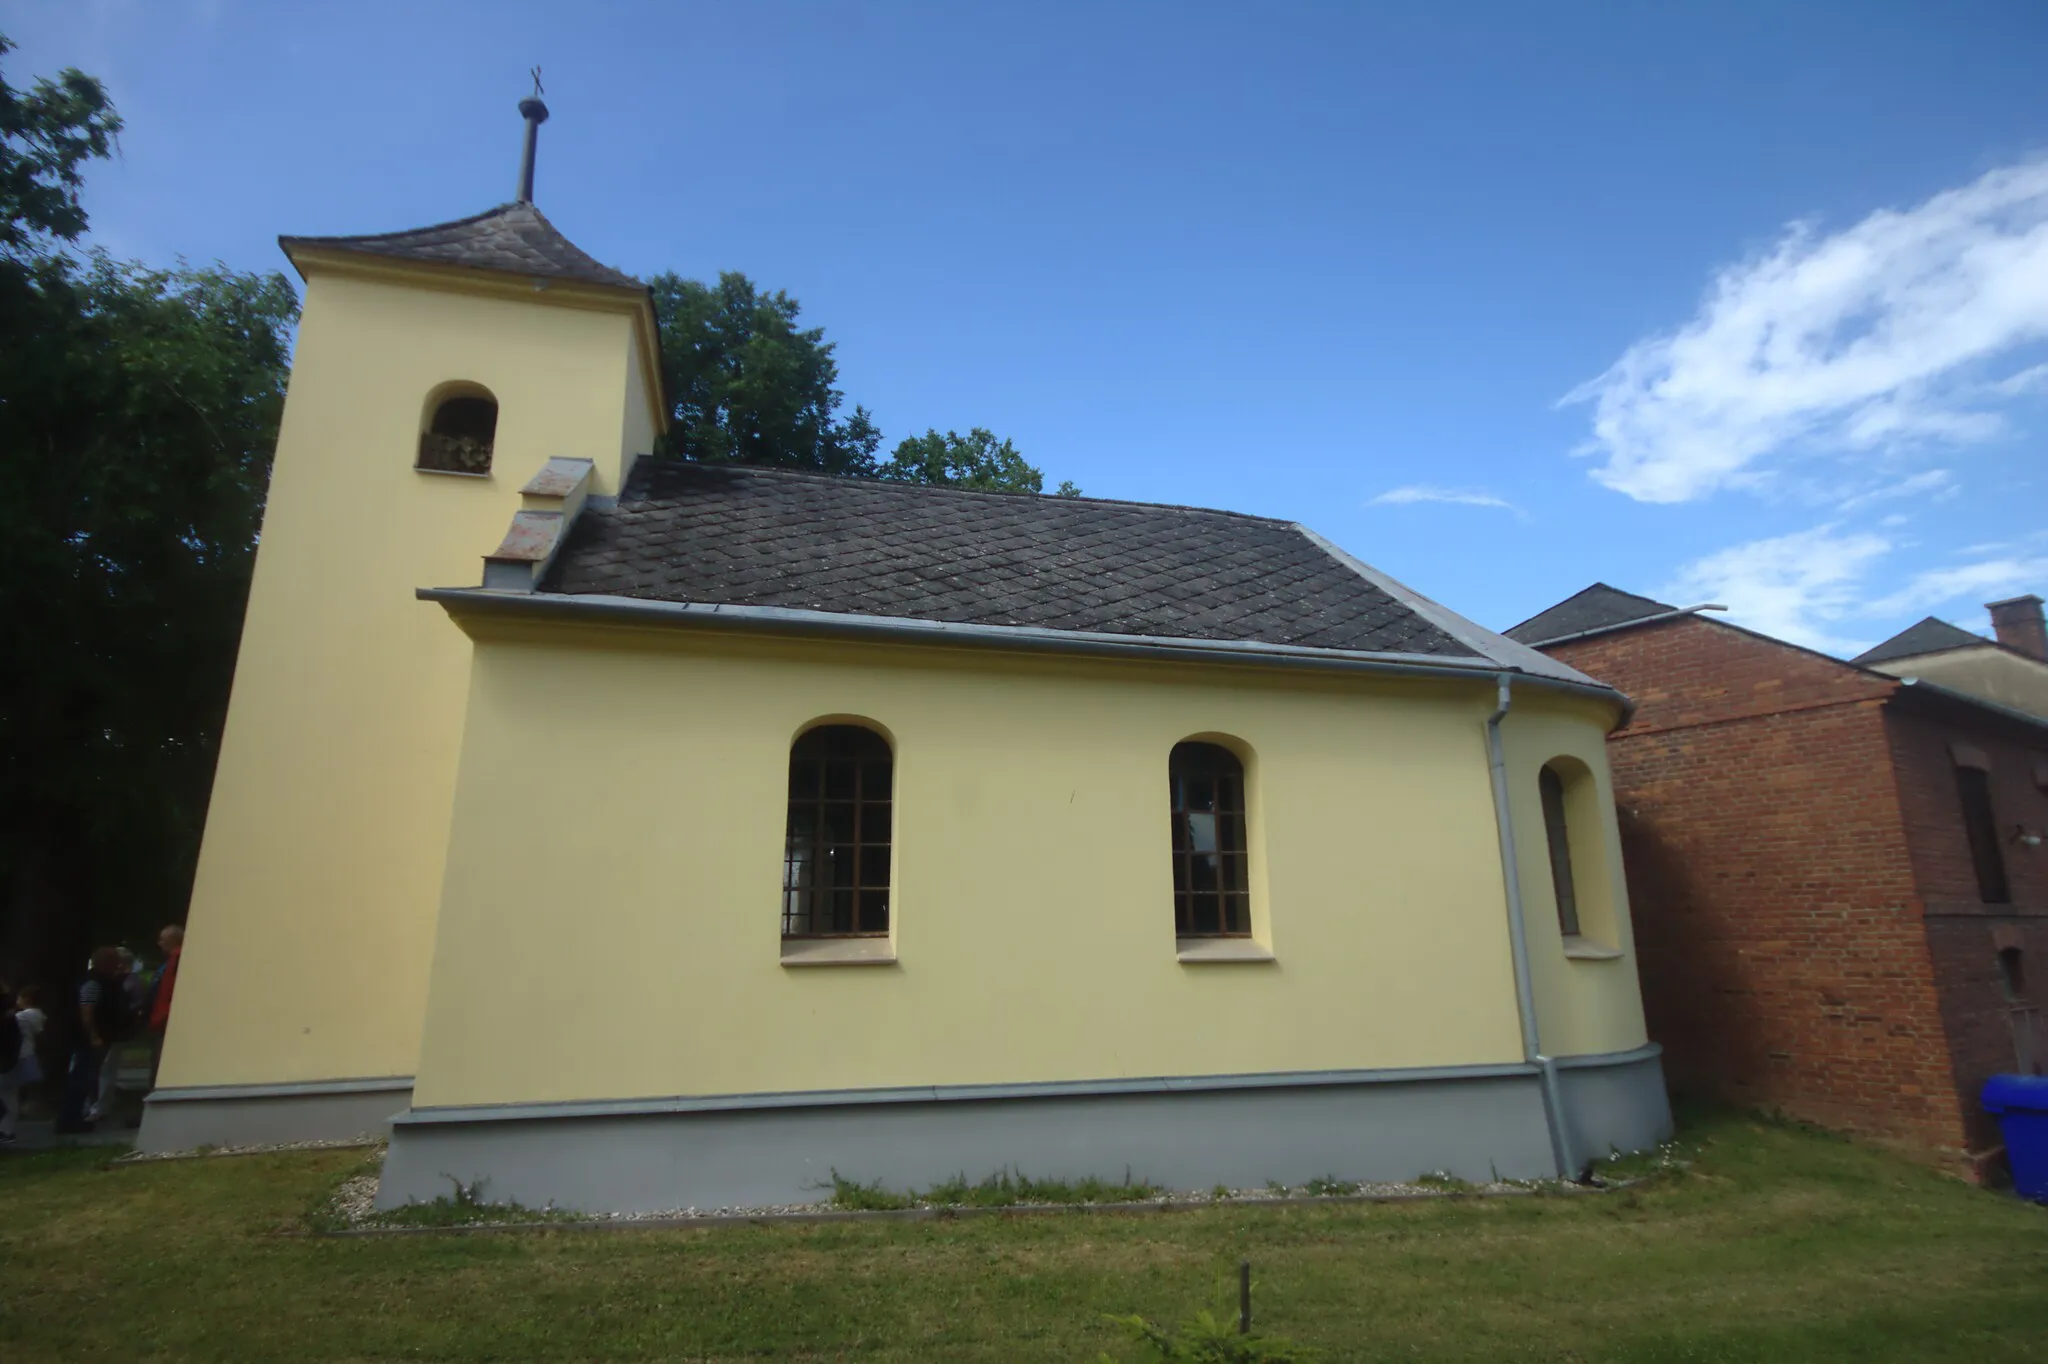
[0,923,183,1143]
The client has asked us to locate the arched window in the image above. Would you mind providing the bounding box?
[417,386,498,475]
[783,725,892,937]
[1169,741,1249,937]
[1539,764,1581,937]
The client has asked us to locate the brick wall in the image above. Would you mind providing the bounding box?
[1885,702,2048,1149]
[1546,616,1967,1148]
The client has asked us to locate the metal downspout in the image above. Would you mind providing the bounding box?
[1485,674,1574,1179]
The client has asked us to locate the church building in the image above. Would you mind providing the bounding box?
[140,100,1669,1212]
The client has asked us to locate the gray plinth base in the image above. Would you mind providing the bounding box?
[378,1048,1668,1214]
[1557,1046,1674,1162]
[138,1077,413,1153]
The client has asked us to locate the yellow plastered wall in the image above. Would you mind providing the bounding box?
[158,265,659,1088]
[1500,696,1650,1059]
[411,621,1639,1108]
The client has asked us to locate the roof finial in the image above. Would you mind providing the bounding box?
[516,67,549,204]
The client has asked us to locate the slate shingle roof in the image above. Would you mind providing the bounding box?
[280,201,641,291]
[1853,616,1990,666]
[543,462,1505,659]
[1505,584,1675,647]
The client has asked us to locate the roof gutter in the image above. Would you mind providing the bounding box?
[417,588,1633,715]
[1893,676,2048,736]
[1522,603,1727,650]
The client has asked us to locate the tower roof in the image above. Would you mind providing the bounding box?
[280,200,642,291]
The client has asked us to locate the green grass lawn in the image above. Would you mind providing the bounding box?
[2,1107,2045,1362]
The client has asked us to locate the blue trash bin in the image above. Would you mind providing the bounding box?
[1983,1074,2048,1202]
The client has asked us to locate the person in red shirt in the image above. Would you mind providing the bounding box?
[149,924,183,1032]
[142,924,185,1110]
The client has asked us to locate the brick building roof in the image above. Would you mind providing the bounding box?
[1504,583,1675,647]
[1854,616,1992,666]
[280,201,642,291]
[541,461,1588,671]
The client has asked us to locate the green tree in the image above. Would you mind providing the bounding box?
[647,270,881,475]
[878,426,1079,496]
[0,34,117,259]
[0,36,298,992]
[647,269,1078,494]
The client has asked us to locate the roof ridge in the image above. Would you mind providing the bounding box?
[1852,613,1994,665]
[625,459,1298,524]
[1288,523,1607,687]
[1502,582,1673,638]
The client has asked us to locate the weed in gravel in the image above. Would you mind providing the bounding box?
[363,1176,581,1229]
[828,1170,915,1211]
[831,1167,1160,1210]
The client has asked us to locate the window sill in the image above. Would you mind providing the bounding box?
[414,466,493,479]
[1562,936,1625,962]
[780,937,896,967]
[1176,937,1275,964]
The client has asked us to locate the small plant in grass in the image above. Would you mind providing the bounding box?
[1056,1170,1161,1205]
[828,1169,914,1211]
[1264,1179,1290,1196]
[830,1167,1161,1209]
[1300,1175,1357,1198]
[1587,1134,1697,1185]
[1211,1184,1233,1201]
[925,1168,1162,1207]
[367,1176,580,1229]
[1100,1310,1318,1361]
[1415,1170,1475,1192]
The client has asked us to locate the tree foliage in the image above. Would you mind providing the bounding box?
[0,35,118,258]
[0,36,297,990]
[881,427,1072,495]
[647,270,1076,495]
[647,270,881,476]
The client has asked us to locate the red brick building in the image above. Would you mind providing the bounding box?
[1507,587,2048,1160]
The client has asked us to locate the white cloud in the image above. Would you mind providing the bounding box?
[1867,555,2048,617]
[1661,522,2048,655]
[1835,468,1955,512]
[1369,485,1521,513]
[1566,159,2048,503]
[1990,362,2048,396]
[1659,525,1892,654]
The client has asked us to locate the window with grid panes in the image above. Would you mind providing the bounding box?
[1169,741,1250,936]
[782,725,893,937]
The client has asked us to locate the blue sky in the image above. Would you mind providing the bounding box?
[11,1,2048,653]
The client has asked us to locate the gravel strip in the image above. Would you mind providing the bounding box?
[117,1136,383,1164]
[312,1176,1631,1237]
[330,1174,380,1223]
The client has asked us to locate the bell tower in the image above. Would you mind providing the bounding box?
[142,90,666,1149]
